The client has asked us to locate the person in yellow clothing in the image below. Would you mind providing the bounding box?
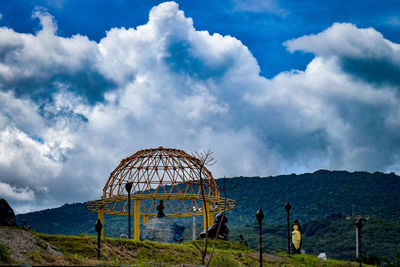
[291,220,302,254]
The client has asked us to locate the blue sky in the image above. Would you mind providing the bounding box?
[2,0,399,78]
[0,0,399,212]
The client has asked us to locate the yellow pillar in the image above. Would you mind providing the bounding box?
[98,209,104,237]
[208,211,214,227]
[203,202,210,230]
[143,216,149,225]
[134,199,140,241]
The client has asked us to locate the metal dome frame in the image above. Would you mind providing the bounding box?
[86,147,236,240]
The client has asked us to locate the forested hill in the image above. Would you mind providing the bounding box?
[17,170,400,236]
[221,170,400,226]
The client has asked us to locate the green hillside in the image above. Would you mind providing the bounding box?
[0,226,369,266]
[16,170,400,261]
[222,170,400,226]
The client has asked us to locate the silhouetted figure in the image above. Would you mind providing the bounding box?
[156,200,166,218]
[239,234,248,247]
[200,212,229,240]
[291,219,302,254]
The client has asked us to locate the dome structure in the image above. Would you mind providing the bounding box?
[86,147,236,240]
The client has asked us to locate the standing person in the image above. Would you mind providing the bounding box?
[239,234,248,247]
[291,220,302,254]
[156,200,166,218]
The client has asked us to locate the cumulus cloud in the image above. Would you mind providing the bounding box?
[246,22,400,171]
[284,23,400,85]
[0,9,112,102]
[0,2,399,212]
[0,182,34,201]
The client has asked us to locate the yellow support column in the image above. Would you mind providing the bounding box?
[143,216,149,225]
[203,202,210,230]
[208,210,214,227]
[98,209,104,237]
[134,199,140,241]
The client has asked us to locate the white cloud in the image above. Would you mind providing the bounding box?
[0,182,34,201]
[246,23,400,171]
[284,23,400,62]
[0,2,399,212]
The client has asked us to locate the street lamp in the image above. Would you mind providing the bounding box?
[346,215,369,267]
[192,207,197,241]
[285,201,292,254]
[355,218,363,267]
[95,219,103,260]
[256,208,264,267]
[125,182,133,239]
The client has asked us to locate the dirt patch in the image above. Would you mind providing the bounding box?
[0,227,62,264]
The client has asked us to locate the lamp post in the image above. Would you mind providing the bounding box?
[355,218,363,267]
[285,201,292,254]
[346,215,369,267]
[125,182,133,239]
[256,208,264,267]
[95,219,103,260]
[192,207,197,241]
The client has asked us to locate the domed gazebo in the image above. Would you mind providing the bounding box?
[86,147,236,240]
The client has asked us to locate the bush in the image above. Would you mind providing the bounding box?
[0,242,11,264]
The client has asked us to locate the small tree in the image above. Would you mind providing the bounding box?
[192,150,216,265]
[207,176,238,266]
[192,150,236,266]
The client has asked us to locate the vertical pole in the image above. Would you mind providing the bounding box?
[359,226,362,267]
[256,208,264,267]
[95,219,102,261]
[285,201,291,255]
[98,210,104,237]
[97,231,101,260]
[355,218,363,267]
[287,210,290,254]
[143,216,148,225]
[128,192,131,239]
[193,215,196,241]
[259,221,263,267]
[134,199,140,241]
[356,227,359,259]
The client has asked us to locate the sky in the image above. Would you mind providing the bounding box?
[0,0,399,213]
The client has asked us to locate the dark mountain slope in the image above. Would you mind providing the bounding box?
[17,170,400,243]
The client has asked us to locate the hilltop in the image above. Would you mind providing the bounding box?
[0,226,368,266]
[16,170,400,260]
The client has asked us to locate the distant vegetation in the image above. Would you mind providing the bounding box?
[17,170,400,261]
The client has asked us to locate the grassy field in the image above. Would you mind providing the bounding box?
[29,232,369,266]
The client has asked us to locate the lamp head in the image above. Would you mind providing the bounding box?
[125,182,133,193]
[95,219,103,233]
[285,201,291,212]
[256,208,264,223]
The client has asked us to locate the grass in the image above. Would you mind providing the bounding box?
[0,241,12,264]
[31,232,372,266]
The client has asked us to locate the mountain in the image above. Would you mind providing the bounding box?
[16,170,400,260]
[222,170,400,226]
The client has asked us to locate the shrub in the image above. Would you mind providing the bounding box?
[0,242,11,264]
